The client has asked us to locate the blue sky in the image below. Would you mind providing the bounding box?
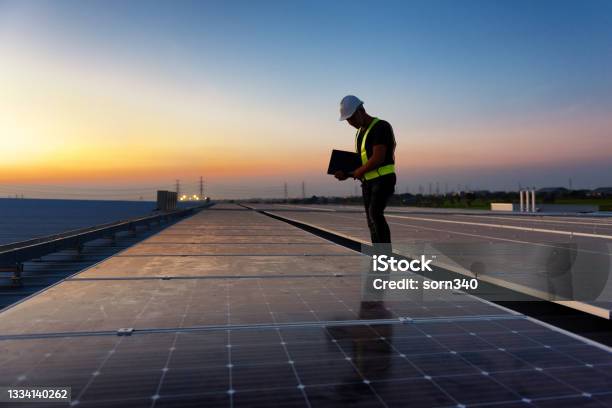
[1,0,611,198]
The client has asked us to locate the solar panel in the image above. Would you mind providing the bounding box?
[258,205,612,310]
[2,323,611,407]
[0,275,516,336]
[118,242,353,256]
[0,204,610,407]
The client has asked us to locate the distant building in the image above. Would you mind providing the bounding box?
[592,187,612,197]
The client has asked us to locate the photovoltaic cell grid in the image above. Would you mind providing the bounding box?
[76,254,367,278]
[2,322,612,407]
[0,276,510,336]
[0,204,611,407]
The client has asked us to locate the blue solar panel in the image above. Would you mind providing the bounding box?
[1,205,611,407]
[2,322,612,407]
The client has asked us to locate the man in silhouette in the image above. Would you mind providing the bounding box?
[335,95,397,244]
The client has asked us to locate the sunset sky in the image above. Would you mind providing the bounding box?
[1,0,611,199]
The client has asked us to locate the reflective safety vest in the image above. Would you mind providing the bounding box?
[355,117,396,181]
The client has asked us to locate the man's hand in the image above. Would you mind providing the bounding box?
[334,170,348,181]
[353,166,366,180]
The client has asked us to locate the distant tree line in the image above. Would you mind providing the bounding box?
[237,186,612,210]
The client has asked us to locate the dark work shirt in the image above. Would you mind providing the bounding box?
[355,119,396,166]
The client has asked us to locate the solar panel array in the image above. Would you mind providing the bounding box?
[252,204,612,318]
[1,204,611,407]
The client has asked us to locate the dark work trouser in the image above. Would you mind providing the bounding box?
[362,174,396,244]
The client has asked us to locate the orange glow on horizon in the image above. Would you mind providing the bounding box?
[2,39,611,187]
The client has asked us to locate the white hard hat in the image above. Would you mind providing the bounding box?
[339,95,363,121]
